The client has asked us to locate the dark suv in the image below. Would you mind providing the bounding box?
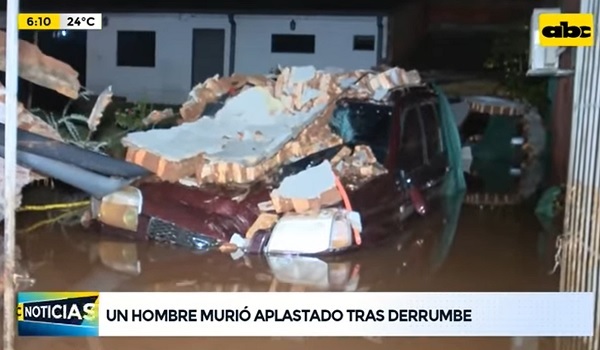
[97,84,452,255]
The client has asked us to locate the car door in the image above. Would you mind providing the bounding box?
[395,104,428,190]
[335,100,406,232]
[418,100,449,191]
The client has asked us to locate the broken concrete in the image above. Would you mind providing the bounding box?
[0,83,65,213]
[180,74,270,122]
[0,34,78,218]
[333,145,388,186]
[270,161,341,214]
[0,84,63,141]
[123,89,328,182]
[245,212,279,239]
[0,31,80,99]
[87,86,113,133]
[122,65,420,185]
[142,108,175,126]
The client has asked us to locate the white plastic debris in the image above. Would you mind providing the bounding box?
[345,210,363,233]
[229,233,247,260]
[265,209,354,255]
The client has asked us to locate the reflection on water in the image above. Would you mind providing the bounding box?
[11,191,557,350]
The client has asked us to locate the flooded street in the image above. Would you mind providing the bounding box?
[11,187,558,350]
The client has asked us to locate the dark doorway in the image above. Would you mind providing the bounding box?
[191,29,225,87]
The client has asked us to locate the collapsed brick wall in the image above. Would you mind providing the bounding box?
[124,105,342,184]
[124,66,422,186]
[0,33,79,216]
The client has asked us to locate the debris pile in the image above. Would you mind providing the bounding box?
[332,145,388,187]
[120,64,421,254]
[0,89,63,141]
[0,30,80,217]
[122,65,421,186]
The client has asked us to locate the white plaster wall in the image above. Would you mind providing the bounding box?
[382,16,389,63]
[86,13,231,104]
[85,13,388,104]
[234,15,385,74]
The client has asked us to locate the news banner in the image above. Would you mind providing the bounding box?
[16,292,594,337]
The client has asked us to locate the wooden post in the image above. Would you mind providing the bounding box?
[26,30,37,109]
[3,0,20,348]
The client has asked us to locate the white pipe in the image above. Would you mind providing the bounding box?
[580,0,600,293]
[3,0,20,348]
[560,1,600,348]
[583,1,600,349]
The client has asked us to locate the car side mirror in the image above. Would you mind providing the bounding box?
[396,169,411,187]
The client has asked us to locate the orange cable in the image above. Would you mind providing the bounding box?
[334,175,361,246]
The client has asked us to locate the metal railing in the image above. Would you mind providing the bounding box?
[559,1,600,349]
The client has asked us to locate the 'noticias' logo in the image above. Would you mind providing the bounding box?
[17,292,100,336]
[539,13,595,47]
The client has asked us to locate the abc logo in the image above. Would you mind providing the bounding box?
[542,21,592,38]
[539,13,594,47]
[17,303,23,320]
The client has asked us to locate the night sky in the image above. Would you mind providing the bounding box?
[8,0,400,13]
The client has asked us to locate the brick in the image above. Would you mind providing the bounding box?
[270,161,342,214]
[245,213,279,239]
[131,65,420,186]
[0,31,80,99]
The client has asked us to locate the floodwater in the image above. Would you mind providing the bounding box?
[10,185,558,350]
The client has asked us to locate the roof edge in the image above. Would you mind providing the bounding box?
[13,7,391,16]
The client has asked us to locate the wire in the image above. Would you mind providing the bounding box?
[17,200,90,212]
[16,200,90,233]
[17,210,81,234]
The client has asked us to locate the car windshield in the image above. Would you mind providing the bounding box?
[270,100,395,183]
[329,100,392,163]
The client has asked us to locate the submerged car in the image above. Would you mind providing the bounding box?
[92,84,455,255]
[4,83,458,256]
[23,193,456,293]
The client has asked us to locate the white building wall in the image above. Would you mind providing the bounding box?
[382,16,389,62]
[86,13,231,104]
[85,13,388,104]
[234,15,383,74]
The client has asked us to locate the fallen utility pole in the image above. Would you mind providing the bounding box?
[4,0,20,348]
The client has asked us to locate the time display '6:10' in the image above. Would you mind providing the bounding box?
[27,17,51,26]
[18,14,60,30]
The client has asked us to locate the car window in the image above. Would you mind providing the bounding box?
[397,107,426,172]
[329,102,392,164]
[419,103,443,161]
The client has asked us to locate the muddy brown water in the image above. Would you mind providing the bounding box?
[8,187,558,350]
